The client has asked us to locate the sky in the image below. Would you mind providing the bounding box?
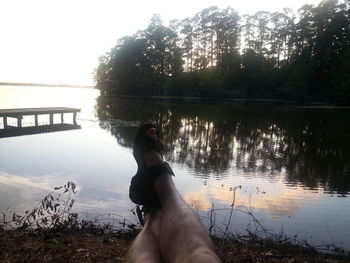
[0,0,323,86]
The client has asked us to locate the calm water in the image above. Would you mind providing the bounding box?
[0,86,350,250]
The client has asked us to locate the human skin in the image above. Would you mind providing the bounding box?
[125,128,221,263]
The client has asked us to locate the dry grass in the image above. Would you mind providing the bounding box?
[1,227,349,263]
[1,184,348,262]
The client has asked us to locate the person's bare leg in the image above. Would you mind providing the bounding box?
[124,209,163,263]
[144,150,221,263]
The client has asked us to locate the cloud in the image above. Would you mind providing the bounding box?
[183,181,321,219]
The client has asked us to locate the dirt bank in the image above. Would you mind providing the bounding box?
[1,228,348,263]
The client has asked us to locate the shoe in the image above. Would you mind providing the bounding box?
[129,123,174,209]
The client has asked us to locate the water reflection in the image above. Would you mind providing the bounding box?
[182,182,309,218]
[97,97,350,196]
[0,123,81,138]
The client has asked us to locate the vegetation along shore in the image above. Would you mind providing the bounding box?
[95,0,350,103]
[1,182,349,262]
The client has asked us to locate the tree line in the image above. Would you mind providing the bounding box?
[95,0,350,102]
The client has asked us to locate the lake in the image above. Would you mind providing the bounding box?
[0,85,349,250]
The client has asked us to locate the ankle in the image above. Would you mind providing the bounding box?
[154,173,176,195]
[143,151,163,167]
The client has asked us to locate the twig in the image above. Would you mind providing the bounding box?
[223,186,237,238]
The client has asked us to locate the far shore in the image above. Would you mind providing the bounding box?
[0,82,93,89]
[98,94,350,107]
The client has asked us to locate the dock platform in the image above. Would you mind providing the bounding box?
[0,107,80,128]
[0,107,81,138]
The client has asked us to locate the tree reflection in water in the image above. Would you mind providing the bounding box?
[96,97,350,196]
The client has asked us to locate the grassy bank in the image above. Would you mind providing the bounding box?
[1,226,349,263]
[1,183,349,262]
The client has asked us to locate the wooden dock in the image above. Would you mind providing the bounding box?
[0,107,80,129]
[0,123,81,138]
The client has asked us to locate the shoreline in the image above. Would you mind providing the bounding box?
[98,94,350,107]
[0,82,93,89]
[1,226,349,262]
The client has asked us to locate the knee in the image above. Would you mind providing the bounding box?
[125,253,159,263]
[183,248,221,263]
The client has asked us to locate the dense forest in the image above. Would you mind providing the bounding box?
[95,0,350,102]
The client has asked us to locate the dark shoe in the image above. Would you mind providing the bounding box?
[129,123,174,209]
[132,123,163,172]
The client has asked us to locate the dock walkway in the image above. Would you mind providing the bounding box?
[0,107,80,130]
[0,107,80,117]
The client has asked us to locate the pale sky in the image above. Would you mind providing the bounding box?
[0,0,322,86]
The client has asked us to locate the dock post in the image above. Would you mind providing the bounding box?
[73,112,77,125]
[17,116,22,128]
[50,113,54,125]
[4,116,8,129]
[35,115,38,126]
[61,113,64,123]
